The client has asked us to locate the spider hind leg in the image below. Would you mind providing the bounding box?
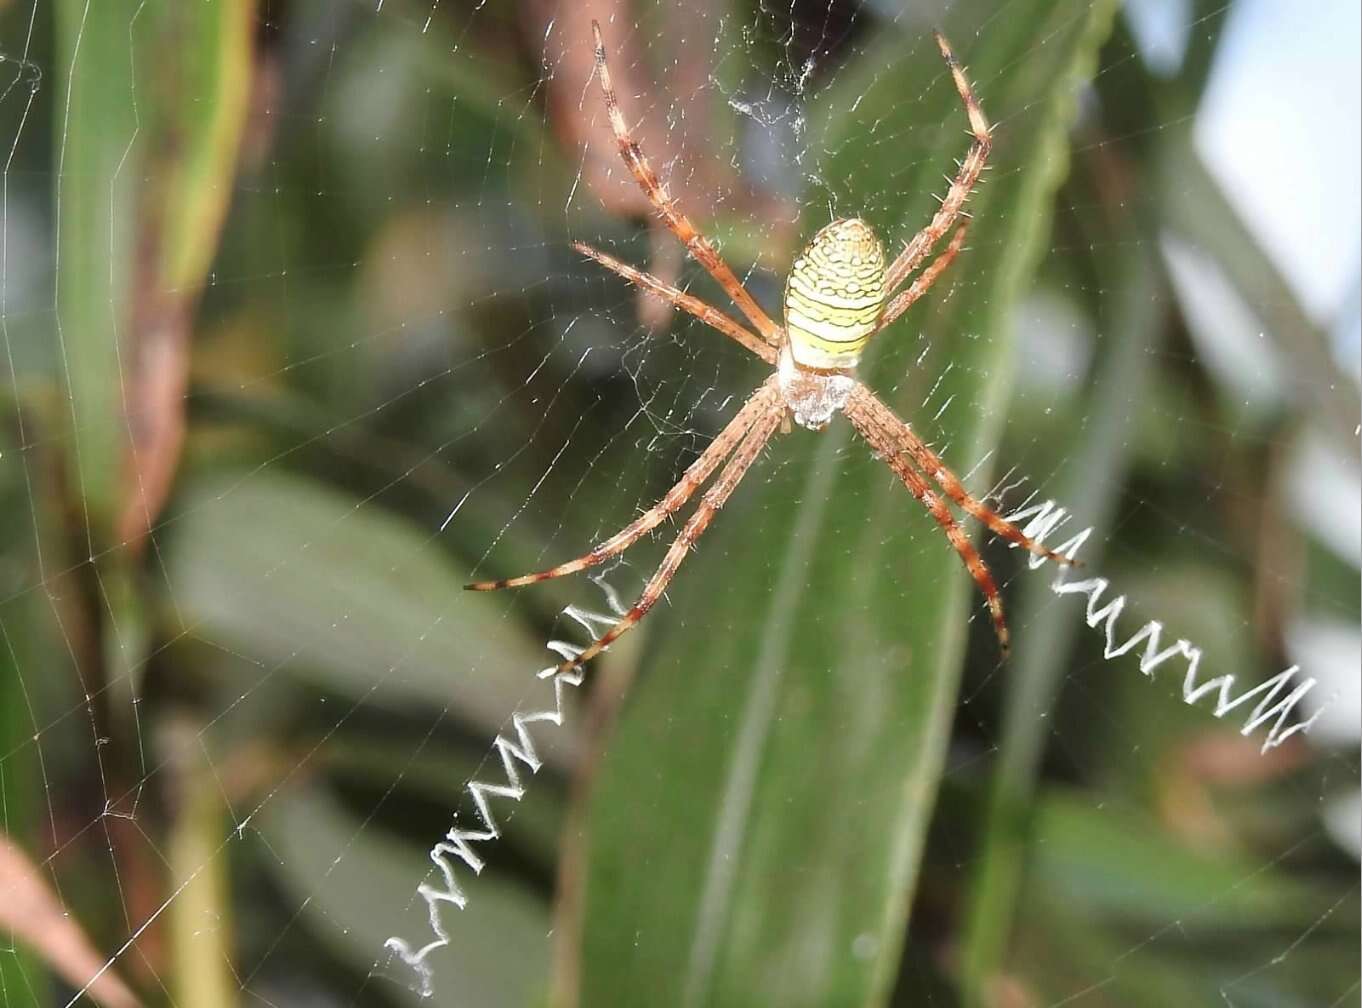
[466,378,780,594]
[845,390,1012,657]
[852,387,1076,567]
[555,400,783,672]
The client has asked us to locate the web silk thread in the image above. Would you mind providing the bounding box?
[382,604,615,997]
[1002,499,1326,753]
[384,502,1326,994]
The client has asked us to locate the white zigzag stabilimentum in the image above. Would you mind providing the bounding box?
[1002,498,1325,754]
[385,498,1326,996]
[383,604,615,997]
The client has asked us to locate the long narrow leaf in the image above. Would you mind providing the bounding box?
[568,4,1118,1005]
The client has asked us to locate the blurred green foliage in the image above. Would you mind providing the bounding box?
[0,1,1356,1007]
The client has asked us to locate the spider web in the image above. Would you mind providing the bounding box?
[0,1,1357,1006]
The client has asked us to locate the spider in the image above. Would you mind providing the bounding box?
[469,23,1073,672]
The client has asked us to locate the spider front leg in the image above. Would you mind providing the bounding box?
[590,20,782,348]
[876,225,967,334]
[573,242,777,364]
[467,377,780,592]
[555,398,784,673]
[844,391,1011,656]
[884,32,991,299]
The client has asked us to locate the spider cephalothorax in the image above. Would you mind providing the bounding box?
[469,23,1075,670]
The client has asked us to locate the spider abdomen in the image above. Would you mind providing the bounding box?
[783,218,886,370]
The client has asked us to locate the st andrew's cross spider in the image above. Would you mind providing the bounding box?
[469,23,1074,672]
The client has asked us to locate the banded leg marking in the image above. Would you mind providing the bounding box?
[884,31,992,298]
[557,399,784,672]
[591,21,782,347]
[877,225,967,333]
[845,391,1010,655]
[573,242,776,364]
[467,378,780,592]
[852,386,1074,566]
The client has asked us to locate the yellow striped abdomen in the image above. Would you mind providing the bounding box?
[783,218,885,369]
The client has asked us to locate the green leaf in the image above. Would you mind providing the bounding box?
[165,469,578,761]
[258,782,549,1008]
[961,230,1166,995]
[142,1,254,294]
[165,718,236,1008]
[568,4,1118,1005]
[55,0,142,532]
[326,731,567,869]
[1027,792,1339,930]
[0,597,44,998]
[55,0,253,542]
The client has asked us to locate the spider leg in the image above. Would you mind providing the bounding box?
[884,32,991,298]
[555,396,784,673]
[851,386,1076,566]
[574,242,777,364]
[468,377,780,592]
[591,21,783,348]
[876,225,967,333]
[844,391,1011,656]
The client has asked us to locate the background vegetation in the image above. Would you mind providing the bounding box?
[0,1,1356,1006]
